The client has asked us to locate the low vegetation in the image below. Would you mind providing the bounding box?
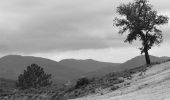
[1,59,170,100]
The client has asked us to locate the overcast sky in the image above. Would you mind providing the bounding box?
[0,0,170,63]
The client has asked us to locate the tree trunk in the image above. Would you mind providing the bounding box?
[144,50,150,65]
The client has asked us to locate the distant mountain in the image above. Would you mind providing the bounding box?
[0,55,84,83]
[88,55,170,77]
[118,55,167,70]
[160,56,170,61]
[59,59,120,73]
[0,55,169,84]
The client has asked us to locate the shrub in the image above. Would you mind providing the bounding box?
[16,64,52,89]
[75,77,90,89]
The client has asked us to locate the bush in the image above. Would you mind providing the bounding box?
[75,77,90,89]
[16,64,52,89]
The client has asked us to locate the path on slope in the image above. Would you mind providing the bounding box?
[72,61,170,100]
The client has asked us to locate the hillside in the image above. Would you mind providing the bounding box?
[72,61,170,100]
[0,78,16,89]
[0,55,120,83]
[89,55,170,77]
[59,59,120,73]
[119,55,169,70]
[0,55,84,83]
[0,55,169,83]
[0,56,170,100]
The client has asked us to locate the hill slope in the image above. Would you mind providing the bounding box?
[0,55,84,83]
[59,59,120,73]
[88,55,170,77]
[0,55,169,83]
[0,78,16,89]
[72,61,170,100]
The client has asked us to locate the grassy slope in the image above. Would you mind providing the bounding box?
[72,61,170,100]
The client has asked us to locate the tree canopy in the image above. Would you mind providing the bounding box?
[114,0,169,64]
[16,64,52,89]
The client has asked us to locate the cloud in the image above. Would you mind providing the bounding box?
[149,0,170,11]
[0,0,169,62]
[0,0,126,54]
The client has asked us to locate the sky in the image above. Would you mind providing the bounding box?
[0,0,170,63]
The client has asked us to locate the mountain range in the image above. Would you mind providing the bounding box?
[0,55,83,83]
[0,55,169,83]
[59,59,120,73]
[88,55,170,77]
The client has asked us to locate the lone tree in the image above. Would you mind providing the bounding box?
[16,64,52,89]
[114,0,169,64]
